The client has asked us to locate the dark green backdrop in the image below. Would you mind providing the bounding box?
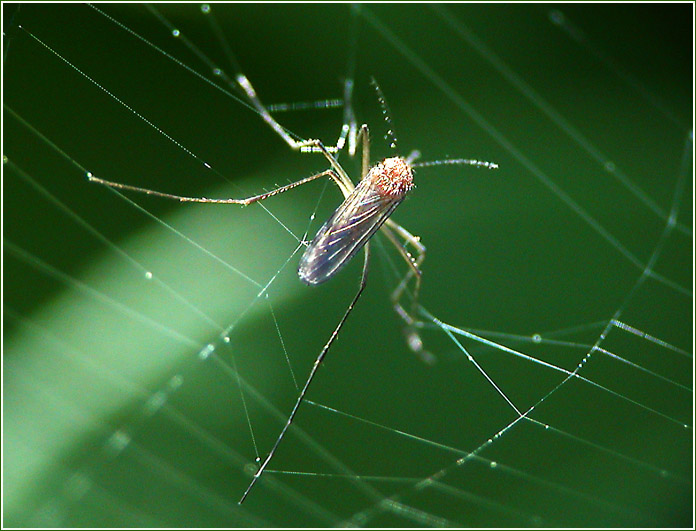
[4,3,693,527]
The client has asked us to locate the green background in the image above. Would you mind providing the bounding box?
[4,3,693,527]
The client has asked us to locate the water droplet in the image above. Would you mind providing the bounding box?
[549,10,564,25]
[223,336,231,343]
[532,333,542,343]
[172,29,180,37]
[144,271,153,280]
[169,374,184,389]
[212,67,222,76]
[255,457,261,463]
[490,461,497,468]
[105,430,131,455]
[198,343,215,360]
[145,391,167,415]
[604,161,616,172]
[2,155,8,164]
[86,171,93,178]
[200,4,210,13]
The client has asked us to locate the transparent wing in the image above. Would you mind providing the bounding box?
[298,179,403,285]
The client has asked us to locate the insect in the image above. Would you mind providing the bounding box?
[87,19,497,501]
[88,128,429,501]
[89,128,495,503]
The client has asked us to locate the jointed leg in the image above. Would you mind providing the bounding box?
[356,124,370,179]
[88,168,344,206]
[235,73,358,156]
[88,131,368,207]
[238,124,374,502]
[239,241,371,504]
[147,3,353,156]
[233,11,361,157]
[380,219,434,364]
[340,78,358,157]
[233,4,361,157]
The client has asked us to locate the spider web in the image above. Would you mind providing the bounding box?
[3,3,693,527]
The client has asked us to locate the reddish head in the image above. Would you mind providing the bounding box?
[368,156,414,199]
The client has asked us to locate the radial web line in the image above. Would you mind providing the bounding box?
[5,154,223,332]
[547,8,690,131]
[6,4,690,527]
[337,11,692,526]
[4,127,389,521]
[360,7,689,297]
[269,300,300,391]
[430,4,691,237]
[3,242,379,523]
[18,24,304,246]
[86,3,261,120]
[4,311,271,525]
[611,319,692,357]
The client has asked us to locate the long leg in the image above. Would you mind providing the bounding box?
[290,125,369,200]
[88,167,345,206]
[147,3,357,156]
[232,5,362,156]
[235,74,342,154]
[356,124,370,179]
[239,241,370,504]
[340,4,360,157]
[88,130,363,204]
[238,122,373,503]
[380,219,434,364]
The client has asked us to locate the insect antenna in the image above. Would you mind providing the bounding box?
[370,77,400,151]
[367,79,498,171]
[412,158,499,170]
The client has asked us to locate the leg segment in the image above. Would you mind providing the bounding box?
[236,74,357,156]
[239,241,371,504]
[380,219,434,364]
[239,117,374,501]
[88,169,344,205]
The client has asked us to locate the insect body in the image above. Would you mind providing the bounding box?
[88,103,494,506]
[299,157,414,285]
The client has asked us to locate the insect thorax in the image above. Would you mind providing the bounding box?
[368,157,414,199]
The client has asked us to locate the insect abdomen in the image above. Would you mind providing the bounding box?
[298,157,413,285]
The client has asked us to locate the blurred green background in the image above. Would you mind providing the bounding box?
[4,3,692,527]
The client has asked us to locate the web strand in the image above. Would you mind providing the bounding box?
[5,3,691,527]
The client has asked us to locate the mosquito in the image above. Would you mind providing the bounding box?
[88,127,496,503]
[86,21,497,499]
